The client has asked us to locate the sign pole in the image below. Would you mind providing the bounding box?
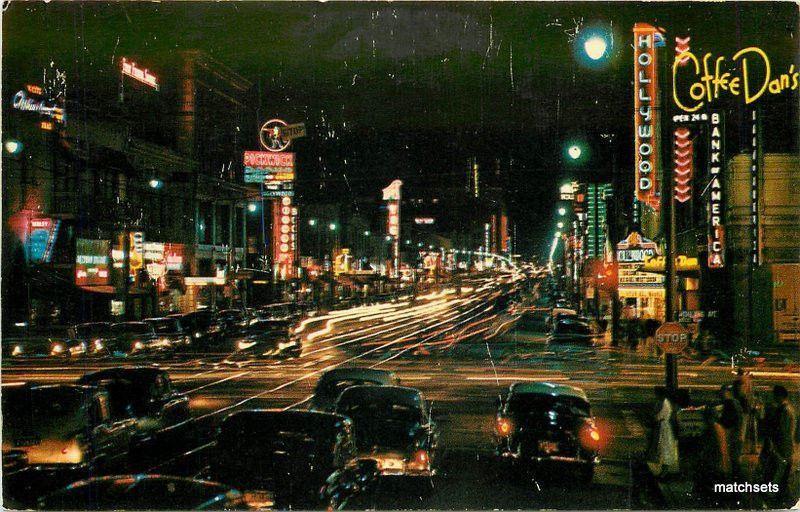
[662,36,678,392]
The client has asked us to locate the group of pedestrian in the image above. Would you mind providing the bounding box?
[687,371,797,507]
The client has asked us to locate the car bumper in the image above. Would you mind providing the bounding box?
[497,448,599,466]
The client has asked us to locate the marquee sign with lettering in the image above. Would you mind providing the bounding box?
[673,47,798,112]
[707,111,725,269]
[121,58,159,91]
[617,231,664,289]
[633,23,663,211]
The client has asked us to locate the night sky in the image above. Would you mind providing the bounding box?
[4,2,798,256]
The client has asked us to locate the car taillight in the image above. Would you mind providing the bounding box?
[412,449,429,465]
[496,417,513,437]
[580,423,601,448]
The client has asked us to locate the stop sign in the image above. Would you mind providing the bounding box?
[655,322,690,354]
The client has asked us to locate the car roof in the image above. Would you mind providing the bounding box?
[144,317,175,322]
[509,382,589,402]
[319,367,397,384]
[337,385,422,408]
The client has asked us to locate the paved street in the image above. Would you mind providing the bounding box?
[4,281,798,509]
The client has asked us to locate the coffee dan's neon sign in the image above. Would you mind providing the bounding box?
[673,47,798,112]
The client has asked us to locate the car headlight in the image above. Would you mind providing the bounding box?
[51,343,64,354]
[12,345,23,356]
[237,340,256,351]
[132,341,145,351]
[194,332,202,339]
[94,339,104,350]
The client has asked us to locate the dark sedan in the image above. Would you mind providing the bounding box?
[494,382,601,483]
[229,319,300,358]
[209,410,378,510]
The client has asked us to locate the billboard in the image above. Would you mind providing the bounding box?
[76,239,110,286]
[244,151,296,197]
[26,218,60,263]
[633,23,662,211]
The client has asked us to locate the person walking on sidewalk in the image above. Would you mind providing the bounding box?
[733,368,757,453]
[647,387,679,476]
[760,385,796,507]
[719,385,744,479]
[693,405,727,507]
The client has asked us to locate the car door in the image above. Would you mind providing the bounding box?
[89,393,136,473]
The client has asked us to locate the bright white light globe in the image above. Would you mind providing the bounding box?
[584,36,607,60]
[568,145,582,160]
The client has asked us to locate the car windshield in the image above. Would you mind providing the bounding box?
[111,323,154,336]
[146,319,180,334]
[321,378,384,398]
[2,387,86,436]
[74,323,109,339]
[338,399,422,424]
[507,394,590,420]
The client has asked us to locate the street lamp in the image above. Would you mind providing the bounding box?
[558,207,567,216]
[363,230,370,236]
[148,178,163,189]
[555,231,562,238]
[557,221,564,229]
[567,145,582,160]
[385,235,393,242]
[4,139,23,155]
[328,223,337,231]
[584,35,608,61]
[308,218,317,226]
[247,202,258,213]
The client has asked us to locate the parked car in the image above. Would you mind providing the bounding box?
[335,385,439,478]
[209,410,378,510]
[76,367,190,435]
[144,317,191,349]
[215,309,248,335]
[310,368,399,413]
[229,319,300,358]
[494,382,600,483]
[546,317,597,344]
[170,310,223,349]
[108,322,164,355]
[38,475,245,510]
[2,337,58,358]
[1,383,137,505]
[254,302,304,322]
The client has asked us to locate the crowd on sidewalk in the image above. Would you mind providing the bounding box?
[641,371,798,509]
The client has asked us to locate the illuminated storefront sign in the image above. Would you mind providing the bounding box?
[750,109,761,266]
[76,238,110,286]
[11,89,66,122]
[642,254,700,273]
[414,217,435,225]
[673,127,693,203]
[616,232,664,288]
[633,23,662,211]
[26,218,60,263]
[121,58,159,91]
[244,151,295,197]
[272,196,297,280]
[707,111,725,269]
[673,47,798,112]
[382,180,403,277]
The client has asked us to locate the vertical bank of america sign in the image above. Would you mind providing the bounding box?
[633,23,664,212]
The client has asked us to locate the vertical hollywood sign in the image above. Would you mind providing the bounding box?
[707,112,725,269]
[750,110,760,266]
[633,23,660,211]
[673,127,693,203]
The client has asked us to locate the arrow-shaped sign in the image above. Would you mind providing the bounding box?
[675,176,692,185]
[674,148,692,158]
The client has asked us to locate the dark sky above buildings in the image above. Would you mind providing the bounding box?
[4,2,798,255]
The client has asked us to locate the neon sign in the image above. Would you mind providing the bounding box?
[121,58,159,91]
[707,112,725,269]
[12,90,65,122]
[750,109,761,266]
[673,127,693,203]
[673,47,798,112]
[633,23,662,211]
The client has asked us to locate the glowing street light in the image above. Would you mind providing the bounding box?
[363,230,370,236]
[584,35,608,61]
[4,139,23,155]
[328,223,337,231]
[557,221,564,229]
[248,202,258,213]
[555,231,562,238]
[148,178,163,189]
[308,218,317,226]
[567,145,582,160]
[558,207,567,216]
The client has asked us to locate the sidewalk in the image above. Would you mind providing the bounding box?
[644,449,800,509]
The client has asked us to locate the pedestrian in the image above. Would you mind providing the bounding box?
[647,387,679,477]
[759,385,796,507]
[693,405,726,507]
[733,368,757,453]
[718,385,744,479]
